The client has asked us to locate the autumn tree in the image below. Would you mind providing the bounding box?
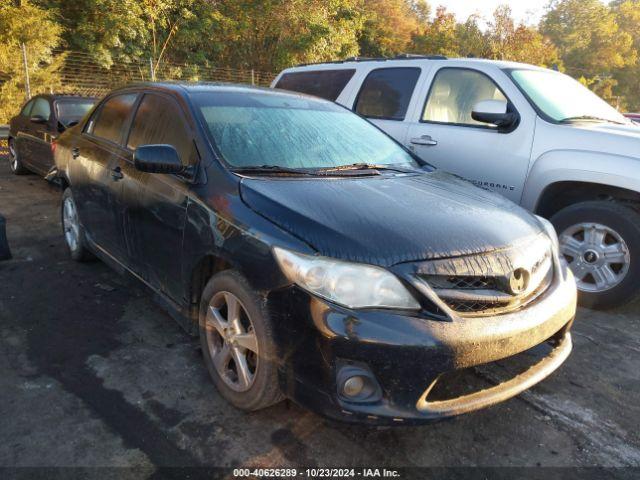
[410,6,459,56]
[611,0,640,111]
[0,0,63,122]
[357,0,425,57]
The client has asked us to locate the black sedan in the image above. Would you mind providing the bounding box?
[8,94,95,176]
[51,83,577,425]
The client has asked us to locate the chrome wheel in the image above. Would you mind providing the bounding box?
[8,140,18,171]
[62,196,81,252]
[205,291,259,392]
[559,222,630,293]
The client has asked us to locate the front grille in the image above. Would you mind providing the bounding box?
[415,234,554,317]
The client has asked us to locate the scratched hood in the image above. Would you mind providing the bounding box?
[240,171,543,267]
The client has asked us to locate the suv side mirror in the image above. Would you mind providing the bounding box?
[30,115,48,124]
[471,100,517,130]
[134,144,186,175]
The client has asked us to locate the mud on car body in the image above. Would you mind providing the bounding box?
[52,83,577,425]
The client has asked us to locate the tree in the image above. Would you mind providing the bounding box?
[0,0,62,123]
[357,0,425,57]
[487,6,560,67]
[610,0,640,111]
[410,6,459,56]
[541,0,636,77]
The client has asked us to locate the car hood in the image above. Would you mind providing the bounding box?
[240,171,543,267]
[539,120,640,160]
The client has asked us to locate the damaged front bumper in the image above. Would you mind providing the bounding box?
[272,257,577,425]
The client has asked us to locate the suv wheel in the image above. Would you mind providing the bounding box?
[61,188,93,261]
[8,138,28,175]
[199,270,283,411]
[551,201,640,309]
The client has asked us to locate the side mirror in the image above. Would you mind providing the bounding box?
[30,115,48,124]
[134,144,185,175]
[471,100,517,130]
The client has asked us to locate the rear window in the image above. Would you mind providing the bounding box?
[355,68,421,121]
[89,94,137,144]
[56,99,95,127]
[275,69,356,101]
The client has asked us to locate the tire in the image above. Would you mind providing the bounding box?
[199,270,283,411]
[61,188,94,262]
[8,138,28,175]
[551,201,640,309]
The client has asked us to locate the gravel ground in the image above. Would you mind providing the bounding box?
[0,159,639,478]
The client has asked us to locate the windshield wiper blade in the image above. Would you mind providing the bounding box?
[230,165,321,176]
[560,115,625,125]
[319,163,416,173]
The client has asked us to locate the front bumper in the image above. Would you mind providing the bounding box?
[271,260,577,425]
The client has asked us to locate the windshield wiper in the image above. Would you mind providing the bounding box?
[559,115,626,125]
[230,165,321,176]
[318,163,418,173]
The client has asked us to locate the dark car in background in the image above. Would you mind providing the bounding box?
[8,94,95,176]
[52,83,576,425]
[625,113,640,125]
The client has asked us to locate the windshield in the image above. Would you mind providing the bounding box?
[510,69,628,124]
[193,91,419,170]
[55,99,95,126]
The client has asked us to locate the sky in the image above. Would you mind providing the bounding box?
[431,0,553,27]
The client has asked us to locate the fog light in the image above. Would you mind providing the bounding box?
[342,376,365,397]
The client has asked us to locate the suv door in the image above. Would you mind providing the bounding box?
[352,67,423,144]
[72,93,138,260]
[406,66,535,203]
[17,97,52,171]
[120,92,196,302]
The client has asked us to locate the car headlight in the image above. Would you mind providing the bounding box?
[273,247,420,310]
[536,215,560,252]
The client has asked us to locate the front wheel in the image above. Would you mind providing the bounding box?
[199,270,283,411]
[8,138,28,175]
[551,201,640,309]
[61,188,93,262]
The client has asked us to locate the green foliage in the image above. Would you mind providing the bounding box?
[0,0,62,123]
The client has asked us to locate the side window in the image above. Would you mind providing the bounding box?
[21,100,35,117]
[90,93,138,144]
[30,98,51,120]
[275,69,356,101]
[127,94,195,166]
[423,68,507,126]
[354,68,421,121]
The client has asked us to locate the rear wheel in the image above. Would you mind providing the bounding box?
[61,188,93,262]
[199,271,283,411]
[551,201,640,309]
[8,138,28,175]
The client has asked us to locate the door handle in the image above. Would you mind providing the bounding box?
[410,135,438,146]
[111,166,123,180]
[71,147,80,159]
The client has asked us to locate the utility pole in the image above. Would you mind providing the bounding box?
[21,42,31,100]
[149,57,155,82]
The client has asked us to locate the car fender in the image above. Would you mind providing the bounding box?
[521,150,640,211]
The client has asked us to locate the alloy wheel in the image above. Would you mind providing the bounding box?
[559,222,630,293]
[205,291,259,392]
[8,140,18,171]
[62,196,81,252]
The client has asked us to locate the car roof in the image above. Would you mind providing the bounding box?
[30,93,97,101]
[111,81,328,102]
[280,56,550,73]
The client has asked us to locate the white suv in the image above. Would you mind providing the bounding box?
[272,56,640,309]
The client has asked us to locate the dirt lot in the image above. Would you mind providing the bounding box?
[1,158,639,477]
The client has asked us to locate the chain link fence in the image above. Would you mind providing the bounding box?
[0,47,277,127]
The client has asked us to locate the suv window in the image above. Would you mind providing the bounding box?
[275,69,355,101]
[354,68,421,121]
[21,99,35,117]
[30,98,51,120]
[90,93,138,144]
[423,68,507,126]
[127,94,194,165]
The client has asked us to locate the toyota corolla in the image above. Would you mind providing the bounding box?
[52,83,577,425]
